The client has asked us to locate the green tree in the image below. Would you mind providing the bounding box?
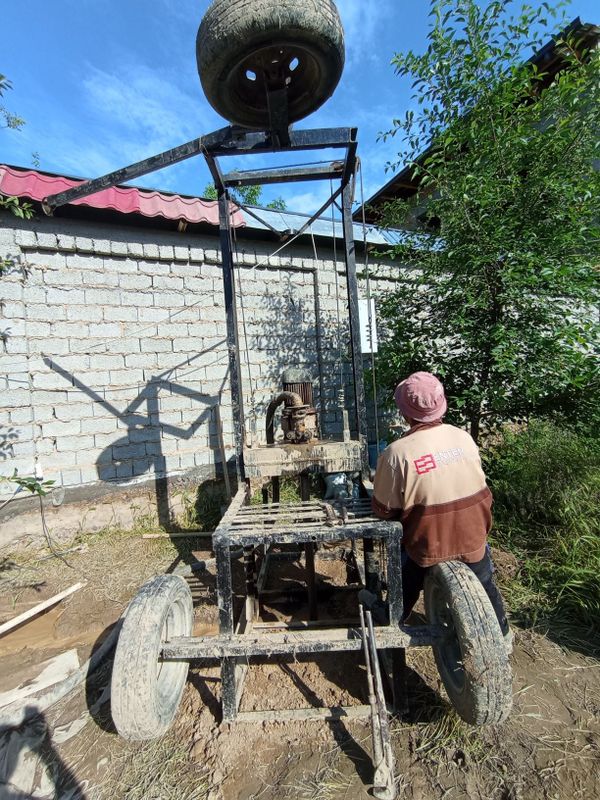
[376,0,600,441]
[203,182,286,210]
[0,74,25,130]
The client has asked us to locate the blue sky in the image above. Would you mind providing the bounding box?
[1,0,598,214]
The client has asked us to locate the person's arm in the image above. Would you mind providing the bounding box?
[371,451,405,520]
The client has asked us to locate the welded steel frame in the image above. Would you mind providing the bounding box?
[160,486,424,722]
[201,125,369,481]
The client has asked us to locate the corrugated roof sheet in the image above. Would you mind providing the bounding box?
[0,165,245,227]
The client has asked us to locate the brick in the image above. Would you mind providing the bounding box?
[74,236,94,253]
[153,275,183,291]
[154,293,184,308]
[32,390,68,405]
[1,282,24,301]
[36,232,58,249]
[11,439,36,458]
[109,368,144,386]
[57,434,94,452]
[158,245,174,261]
[140,338,172,353]
[103,306,138,322]
[43,419,81,437]
[56,233,76,252]
[120,290,153,307]
[92,238,112,255]
[15,229,37,248]
[3,389,30,407]
[173,246,189,262]
[46,269,84,287]
[8,409,32,429]
[129,427,161,443]
[125,353,157,369]
[120,273,151,290]
[127,242,144,257]
[138,307,168,323]
[60,468,82,486]
[89,354,125,370]
[67,305,101,322]
[143,243,160,259]
[84,270,120,287]
[97,464,117,480]
[85,288,118,306]
[81,417,118,434]
[32,372,71,390]
[88,322,121,338]
[204,250,220,264]
[54,403,91,421]
[105,338,141,354]
[189,246,204,263]
[65,253,96,271]
[46,287,85,305]
[172,337,204,352]
[112,442,146,459]
[156,322,188,338]
[51,321,89,338]
[110,240,128,256]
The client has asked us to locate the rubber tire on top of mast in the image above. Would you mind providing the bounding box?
[196,0,345,129]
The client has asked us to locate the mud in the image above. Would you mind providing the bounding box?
[0,532,599,800]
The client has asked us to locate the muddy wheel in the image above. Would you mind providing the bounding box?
[196,0,345,129]
[111,574,193,741]
[424,561,512,725]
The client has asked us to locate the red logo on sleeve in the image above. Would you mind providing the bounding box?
[414,454,437,474]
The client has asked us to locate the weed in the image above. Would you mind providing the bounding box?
[485,420,600,636]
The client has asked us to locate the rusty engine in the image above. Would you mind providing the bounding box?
[266,368,319,445]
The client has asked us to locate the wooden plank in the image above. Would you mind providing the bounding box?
[235,705,376,723]
[0,583,85,638]
[141,531,214,539]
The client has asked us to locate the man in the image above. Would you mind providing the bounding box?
[371,371,510,644]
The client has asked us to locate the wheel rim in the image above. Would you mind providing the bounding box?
[429,582,466,696]
[221,41,328,126]
[156,595,189,710]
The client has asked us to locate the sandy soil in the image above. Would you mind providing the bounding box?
[1,532,599,800]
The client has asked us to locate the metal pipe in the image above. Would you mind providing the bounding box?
[265,391,303,444]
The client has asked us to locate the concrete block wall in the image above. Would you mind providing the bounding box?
[0,211,406,502]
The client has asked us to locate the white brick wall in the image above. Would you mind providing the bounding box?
[0,211,405,497]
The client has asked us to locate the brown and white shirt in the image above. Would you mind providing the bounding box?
[372,421,492,566]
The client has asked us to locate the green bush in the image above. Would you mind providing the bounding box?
[484,420,600,632]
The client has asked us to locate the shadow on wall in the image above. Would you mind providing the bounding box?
[236,269,355,443]
[43,344,229,531]
[0,706,87,799]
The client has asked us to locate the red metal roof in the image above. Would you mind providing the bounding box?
[0,165,246,227]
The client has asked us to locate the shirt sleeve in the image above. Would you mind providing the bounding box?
[371,450,405,520]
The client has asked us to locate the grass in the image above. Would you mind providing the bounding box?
[484,419,600,640]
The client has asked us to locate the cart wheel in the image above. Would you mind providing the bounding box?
[196,0,345,129]
[111,574,193,741]
[424,561,512,725]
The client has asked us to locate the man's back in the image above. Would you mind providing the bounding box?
[372,421,492,566]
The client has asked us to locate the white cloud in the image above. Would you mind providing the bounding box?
[335,0,392,65]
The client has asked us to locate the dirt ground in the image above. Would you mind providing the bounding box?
[1,528,599,800]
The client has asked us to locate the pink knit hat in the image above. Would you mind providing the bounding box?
[394,371,447,423]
